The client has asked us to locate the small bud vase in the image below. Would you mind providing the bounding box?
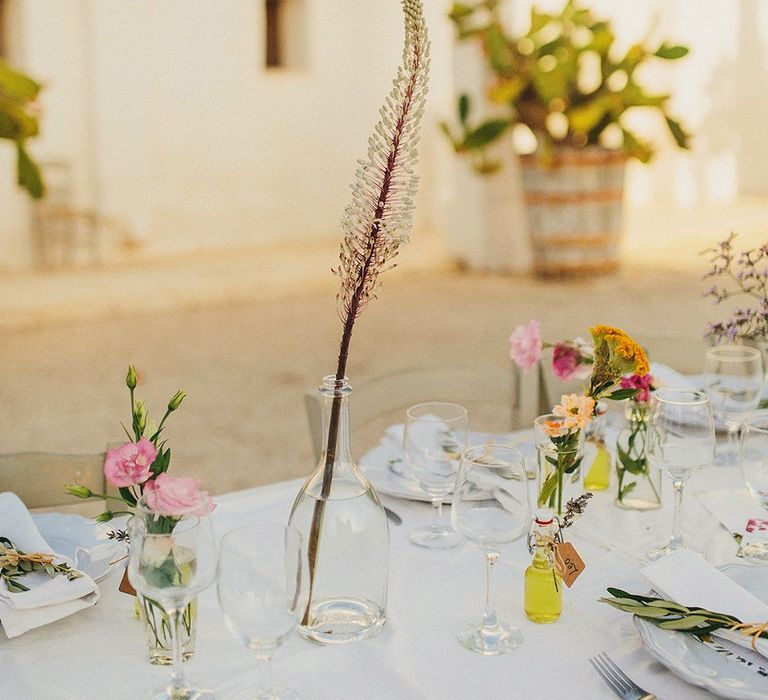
[534,414,585,516]
[615,402,662,510]
[288,375,389,645]
[138,593,197,665]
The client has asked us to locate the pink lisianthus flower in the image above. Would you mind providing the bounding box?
[620,373,656,404]
[143,474,216,517]
[552,341,592,382]
[103,438,158,487]
[509,320,543,371]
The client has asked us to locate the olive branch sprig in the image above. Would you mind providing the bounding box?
[600,587,768,648]
[0,538,83,593]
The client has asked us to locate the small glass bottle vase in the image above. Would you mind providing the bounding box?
[615,402,662,510]
[138,594,197,665]
[534,414,585,517]
[288,375,389,645]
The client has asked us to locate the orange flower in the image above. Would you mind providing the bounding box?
[541,419,568,438]
[553,393,596,431]
[589,325,650,378]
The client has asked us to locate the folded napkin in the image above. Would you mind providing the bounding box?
[695,488,762,537]
[641,549,768,658]
[0,493,99,638]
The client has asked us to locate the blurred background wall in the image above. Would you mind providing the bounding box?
[0,0,766,272]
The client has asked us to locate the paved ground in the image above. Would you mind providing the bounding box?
[0,261,719,496]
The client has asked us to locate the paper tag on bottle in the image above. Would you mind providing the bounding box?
[119,568,137,596]
[553,541,585,588]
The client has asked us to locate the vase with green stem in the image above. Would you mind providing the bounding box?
[535,414,585,517]
[615,401,661,510]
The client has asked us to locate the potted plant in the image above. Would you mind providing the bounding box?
[0,59,44,198]
[441,0,690,277]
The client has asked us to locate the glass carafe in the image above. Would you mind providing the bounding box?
[288,376,389,644]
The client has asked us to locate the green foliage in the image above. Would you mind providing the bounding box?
[0,60,45,198]
[443,0,691,173]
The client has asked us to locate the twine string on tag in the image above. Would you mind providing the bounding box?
[730,621,768,651]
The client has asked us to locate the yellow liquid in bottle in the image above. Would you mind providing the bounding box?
[584,442,611,491]
[524,552,562,623]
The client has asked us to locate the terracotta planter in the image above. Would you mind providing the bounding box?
[519,146,626,277]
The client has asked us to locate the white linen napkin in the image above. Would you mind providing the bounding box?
[695,488,762,536]
[0,493,99,638]
[641,549,768,658]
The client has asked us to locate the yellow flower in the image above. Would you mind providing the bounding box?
[589,325,650,378]
[553,393,596,431]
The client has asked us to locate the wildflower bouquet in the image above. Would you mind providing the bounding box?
[704,233,768,343]
[511,322,650,512]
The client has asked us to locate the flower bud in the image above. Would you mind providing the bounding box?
[168,390,186,412]
[126,365,138,389]
[95,511,114,523]
[65,484,93,499]
[134,400,147,434]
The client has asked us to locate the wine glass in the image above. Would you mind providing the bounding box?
[128,506,218,700]
[450,444,530,655]
[704,345,763,451]
[218,525,308,700]
[740,410,768,510]
[404,402,468,548]
[646,390,716,561]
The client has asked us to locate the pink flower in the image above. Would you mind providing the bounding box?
[103,438,157,487]
[509,320,543,371]
[143,474,216,517]
[552,342,591,381]
[620,373,656,403]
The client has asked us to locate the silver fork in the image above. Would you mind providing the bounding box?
[590,653,657,700]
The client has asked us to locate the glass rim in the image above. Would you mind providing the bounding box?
[742,409,768,434]
[406,401,468,422]
[460,443,525,468]
[653,389,710,406]
[706,345,763,360]
[534,413,562,425]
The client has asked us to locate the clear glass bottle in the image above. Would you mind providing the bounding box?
[583,402,611,491]
[524,509,562,623]
[615,401,662,510]
[288,376,389,644]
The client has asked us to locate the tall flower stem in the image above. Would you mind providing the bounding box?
[300,0,429,626]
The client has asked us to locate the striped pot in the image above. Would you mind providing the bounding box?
[519,146,626,277]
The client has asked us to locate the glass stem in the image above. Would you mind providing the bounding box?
[432,498,442,528]
[167,607,187,694]
[482,551,500,629]
[670,479,686,550]
[254,652,274,696]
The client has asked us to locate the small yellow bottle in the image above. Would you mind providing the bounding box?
[524,509,562,623]
[584,403,611,491]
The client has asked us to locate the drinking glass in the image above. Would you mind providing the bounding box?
[128,506,218,700]
[404,402,468,548]
[739,412,768,558]
[646,390,716,561]
[704,345,763,449]
[218,525,308,700]
[450,444,530,655]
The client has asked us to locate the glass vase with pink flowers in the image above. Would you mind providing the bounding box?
[65,365,215,665]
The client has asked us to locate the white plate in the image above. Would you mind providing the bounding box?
[32,513,127,583]
[635,565,768,699]
[361,432,536,504]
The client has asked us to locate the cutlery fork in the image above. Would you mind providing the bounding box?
[590,653,656,700]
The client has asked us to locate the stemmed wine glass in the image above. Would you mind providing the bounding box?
[450,444,530,655]
[404,402,468,548]
[704,345,763,452]
[218,525,308,700]
[646,390,716,561]
[128,505,218,700]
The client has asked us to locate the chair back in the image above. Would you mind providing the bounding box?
[0,452,107,514]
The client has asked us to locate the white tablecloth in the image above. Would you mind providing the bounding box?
[0,465,751,699]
